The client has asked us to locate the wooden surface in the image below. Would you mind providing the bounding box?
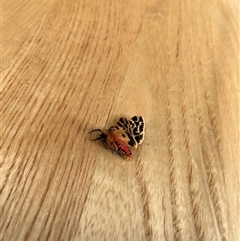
[1,0,239,240]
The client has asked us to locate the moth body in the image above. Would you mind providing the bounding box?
[88,116,145,160]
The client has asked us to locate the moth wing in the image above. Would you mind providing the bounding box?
[106,131,133,159]
[116,116,145,148]
[109,129,131,146]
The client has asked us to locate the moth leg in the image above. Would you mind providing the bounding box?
[101,139,110,149]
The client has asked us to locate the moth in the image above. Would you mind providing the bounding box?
[88,116,145,160]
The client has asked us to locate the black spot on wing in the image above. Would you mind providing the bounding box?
[139,124,144,132]
[117,122,124,128]
[117,118,129,130]
[133,127,138,135]
[119,117,128,125]
[126,132,136,147]
[135,135,140,143]
[135,134,143,143]
[131,116,138,121]
[128,139,136,146]
[119,117,124,123]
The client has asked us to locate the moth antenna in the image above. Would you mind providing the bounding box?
[88,129,104,141]
[88,129,103,134]
[90,136,102,141]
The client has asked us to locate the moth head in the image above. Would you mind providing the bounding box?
[88,129,110,149]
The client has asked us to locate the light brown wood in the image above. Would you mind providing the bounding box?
[1,0,239,240]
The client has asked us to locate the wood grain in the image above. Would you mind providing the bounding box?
[1,0,239,240]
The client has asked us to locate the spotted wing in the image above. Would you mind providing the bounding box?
[115,116,145,148]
